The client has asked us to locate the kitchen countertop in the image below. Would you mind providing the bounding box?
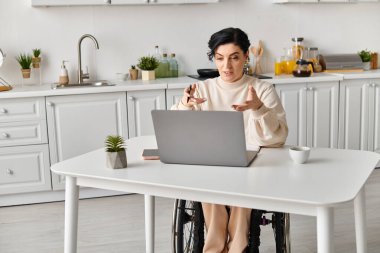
[1,70,380,99]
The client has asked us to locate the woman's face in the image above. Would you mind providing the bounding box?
[214,43,248,83]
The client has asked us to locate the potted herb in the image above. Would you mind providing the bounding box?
[16,53,33,78]
[137,56,159,81]
[129,65,138,80]
[32,48,41,68]
[105,135,127,169]
[358,49,372,71]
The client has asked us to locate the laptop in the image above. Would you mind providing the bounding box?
[151,110,258,167]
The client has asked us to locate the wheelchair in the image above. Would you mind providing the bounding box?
[171,199,291,253]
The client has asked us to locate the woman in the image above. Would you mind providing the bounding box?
[172,27,288,253]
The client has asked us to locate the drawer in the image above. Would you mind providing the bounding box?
[0,97,46,122]
[0,144,51,195]
[0,120,48,147]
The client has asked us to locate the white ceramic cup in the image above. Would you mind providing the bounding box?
[289,146,311,164]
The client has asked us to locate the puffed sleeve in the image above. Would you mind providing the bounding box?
[246,84,288,147]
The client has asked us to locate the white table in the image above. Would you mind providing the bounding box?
[51,136,380,253]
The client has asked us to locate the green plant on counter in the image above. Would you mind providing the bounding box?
[32,48,41,58]
[131,65,136,69]
[137,56,159,71]
[105,135,125,152]
[358,49,372,62]
[15,53,33,69]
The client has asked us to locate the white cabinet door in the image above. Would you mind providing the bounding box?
[127,90,166,138]
[46,92,128,189]
[0,144,51,195]
[275,83,307,147]
[276,81,339,148]
[338,79,370,150]
[306,82,339,148]
[166,89,184,109]
[369,79,380,153]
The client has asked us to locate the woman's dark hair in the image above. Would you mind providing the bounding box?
[207,27,251,61]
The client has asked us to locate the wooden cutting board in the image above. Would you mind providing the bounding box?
[0,86,12,92]
[324,69,363,73]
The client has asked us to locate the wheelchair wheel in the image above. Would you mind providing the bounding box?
[272,212,291,253]
[172,200,205,253]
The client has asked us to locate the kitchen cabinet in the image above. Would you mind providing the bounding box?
[31,0,219,6]
[0,97,51,195]
[127,89,166,138]
[46,92,128,189]
[338,79,380,153]
[166,88,184,109]
[275,81,339,148]
[0,145,51,195]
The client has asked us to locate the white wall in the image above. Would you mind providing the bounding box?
[0,0,379,85]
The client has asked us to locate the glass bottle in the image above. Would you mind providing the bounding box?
[169,53,178,77]
[156,53,169,78]
[282,48,296,74]
[154,45,162,78]
[274,57,284,75]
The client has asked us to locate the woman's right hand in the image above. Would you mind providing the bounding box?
[181,83,207,107]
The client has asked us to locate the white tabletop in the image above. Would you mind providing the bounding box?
[51,136,380,209]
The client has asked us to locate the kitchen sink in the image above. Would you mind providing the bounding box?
[54,81,115,89]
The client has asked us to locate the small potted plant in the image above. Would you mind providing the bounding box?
[137,56,159,81]
[32,48,41,68]
[358,49,372,71]
[129,65,138,80]
[105,135,127,169]
[16,53,33,78]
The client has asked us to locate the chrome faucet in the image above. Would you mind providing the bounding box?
[77,34,99,84]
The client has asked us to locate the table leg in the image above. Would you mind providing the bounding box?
[317,207,334,253]
[64,176,79,253]
[145,195,155,253]
[354,187,367,253]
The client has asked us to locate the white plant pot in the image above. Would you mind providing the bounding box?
[363,62,371,71]
[142,70,155,81]
[106,150,127,169]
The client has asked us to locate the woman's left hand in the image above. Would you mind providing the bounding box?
[232,86,263,111]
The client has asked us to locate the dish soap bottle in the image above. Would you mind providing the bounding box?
[59,61,69,86]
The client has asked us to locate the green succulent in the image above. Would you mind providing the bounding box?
[105,135,125,152]
[15,53,33,69]
[137,56,159,71]
[131,65,136,69]
[32,48,41,58]
[358,49,372,62]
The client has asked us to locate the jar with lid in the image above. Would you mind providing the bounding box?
[292,37,304,60]
[307,47,322,73]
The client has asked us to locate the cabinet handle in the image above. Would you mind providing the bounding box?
[308,87,314,91]
[6,169,14,175]
[128,96,135,101]
[47,102,54,106]
[2,133,10,138]
[0,108,7,113]
[371,83,376,87]
[303,87,308,90]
